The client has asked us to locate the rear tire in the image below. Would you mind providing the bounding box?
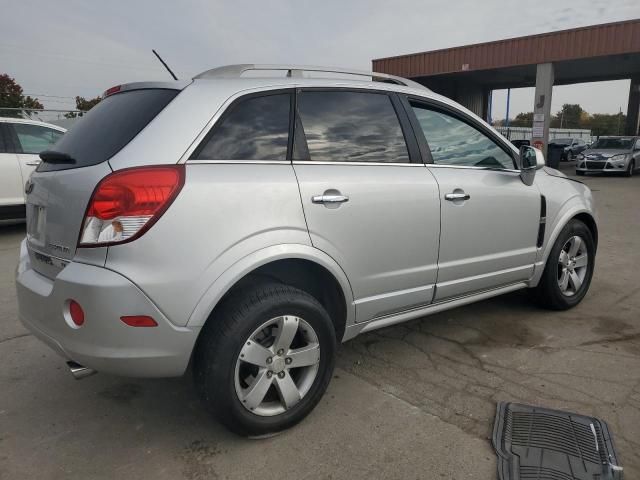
[193,282,336,436]
[533,219,595,310]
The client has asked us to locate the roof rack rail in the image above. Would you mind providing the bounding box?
[193,64,427,90]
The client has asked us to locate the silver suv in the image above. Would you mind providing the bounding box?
[16,65,597,436]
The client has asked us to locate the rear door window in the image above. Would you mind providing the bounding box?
[296,90,409,163]
[12,123,64,154]
[193,92,291,161]
[38,88,178,172]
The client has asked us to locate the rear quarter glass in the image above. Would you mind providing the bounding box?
[37,89,178,172]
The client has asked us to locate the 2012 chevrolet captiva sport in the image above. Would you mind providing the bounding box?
[16,64,597,436]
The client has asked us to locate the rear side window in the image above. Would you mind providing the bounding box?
[38,89,178,172]
[193,93,291,161]
[296,91,409,163]
[13,123,64,154]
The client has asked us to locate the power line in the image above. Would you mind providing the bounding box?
[0,44,199,77]
[0,44,169,73]
[23,93,77,99]
[0,107,81,113]
[0,91,77,100]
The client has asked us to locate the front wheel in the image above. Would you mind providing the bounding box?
[625,160,635,177]
[193,282,336,436]
[533,219,595,310]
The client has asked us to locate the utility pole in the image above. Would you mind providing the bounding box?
[617,107,622,135]
[505,88,511,128]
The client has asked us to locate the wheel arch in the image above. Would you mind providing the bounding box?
[187,245,355,342]
[573,212,598,249]
[530,204,598,286]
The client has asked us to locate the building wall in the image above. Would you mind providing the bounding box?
[494,126,593,142]
[373,19,640,78]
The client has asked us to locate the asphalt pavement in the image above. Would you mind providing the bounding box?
[1,163,638,479]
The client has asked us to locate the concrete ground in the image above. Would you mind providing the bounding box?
[1,163,639,479]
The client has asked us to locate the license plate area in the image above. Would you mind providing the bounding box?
[27,204,47,247]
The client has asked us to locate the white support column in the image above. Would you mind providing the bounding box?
[531,63,554,158]
[626,76,640,136]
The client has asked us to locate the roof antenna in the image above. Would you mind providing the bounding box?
[152,49,178,80]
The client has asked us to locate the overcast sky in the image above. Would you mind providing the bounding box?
[1,0,639,118]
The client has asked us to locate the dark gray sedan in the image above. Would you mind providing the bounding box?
[549,137,588,160]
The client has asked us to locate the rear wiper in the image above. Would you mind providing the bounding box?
[39,150,76,164]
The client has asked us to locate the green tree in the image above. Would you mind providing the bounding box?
[0,74,43,117]
[510,112,534,127]
[586,112,627,136]
[551,104,584,129]
[64,95,102,118]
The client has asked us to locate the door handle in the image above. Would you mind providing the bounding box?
[312,194,349,204]
[26,160,41,166]
[444,192,470,201]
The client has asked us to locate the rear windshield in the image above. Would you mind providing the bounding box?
[590,138,633,150]
[38,88,178,172]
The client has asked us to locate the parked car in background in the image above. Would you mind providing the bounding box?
[576,136,640,177]
[511,139,530,150]
[15,65,598,436]
[0,118,65,224]
[549,137,588,161]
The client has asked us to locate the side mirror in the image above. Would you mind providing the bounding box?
[519,145,544,186]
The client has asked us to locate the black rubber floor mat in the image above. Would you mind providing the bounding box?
[492,402,623,480]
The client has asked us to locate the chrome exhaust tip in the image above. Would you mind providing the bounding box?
[66,361,97,380]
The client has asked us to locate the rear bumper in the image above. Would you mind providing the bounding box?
[15,239,200,377]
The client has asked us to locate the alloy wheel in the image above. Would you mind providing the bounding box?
[557,235,589,296]
[234,315,320,416]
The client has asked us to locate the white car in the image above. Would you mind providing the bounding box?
[0,118,65,223]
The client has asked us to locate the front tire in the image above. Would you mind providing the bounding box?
[533,219,595,310]
[576,170,585,176]
[193,282,336,436]
[625,160,635,177]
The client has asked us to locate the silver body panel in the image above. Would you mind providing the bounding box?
[25,162,112,277]
[293,162,440,322]
[15,240,198,377]
[105,163,310,328]
[15,70,597,377]
[426,166,540,300]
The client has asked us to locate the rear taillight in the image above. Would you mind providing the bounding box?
[120,315,158,327]
[78,165,184,247]
[68,300,85,326]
